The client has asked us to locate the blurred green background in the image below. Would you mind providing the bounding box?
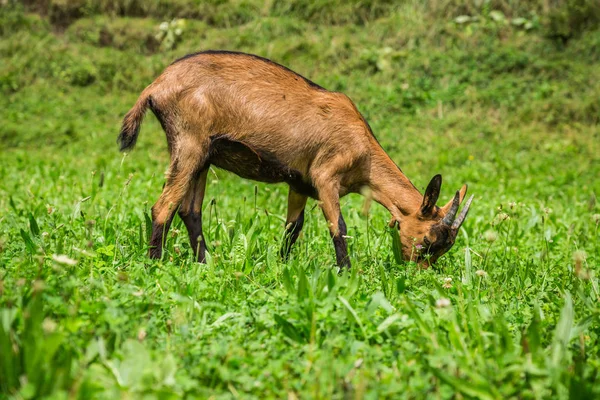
[1,1,599,399]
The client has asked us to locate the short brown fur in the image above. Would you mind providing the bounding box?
[118,50,473,268]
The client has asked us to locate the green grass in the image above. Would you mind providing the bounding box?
[1,3,600,399]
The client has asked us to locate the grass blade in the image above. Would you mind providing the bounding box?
[338,296,367,340]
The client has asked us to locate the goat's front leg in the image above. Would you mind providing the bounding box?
[280,189,308,260]
[178,168,209,262]
[315,180,350,269]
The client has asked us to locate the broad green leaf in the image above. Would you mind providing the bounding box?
[396,276,406,294]
[376,314,402,333]
[20,229,36,254]
[144,211,153,242]
[387,225,403,265]
[366,291,394,316]
[551,293,574,368]
[463,246,472,285]
[282,267,294,295]
[339,296,367,340]
[274,314,304,343]
[297,267,308,299]
[327,268,336,292]
[29,213,40,237]
[431,367,496,400]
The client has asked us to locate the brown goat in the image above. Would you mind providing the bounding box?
[118,50,473,268]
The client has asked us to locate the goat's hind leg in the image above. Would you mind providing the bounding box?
[280,189,308,260]
[178,168,209,262]
[149,146,208,260]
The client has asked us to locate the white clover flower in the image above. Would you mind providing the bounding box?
[436,298,451,308]
[484,230,498,243]
[42,318,57,334]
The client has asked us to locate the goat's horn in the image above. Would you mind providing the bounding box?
[451,194,474,231]
[442,191,460,226]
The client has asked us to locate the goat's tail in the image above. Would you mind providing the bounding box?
[117,86,153,152]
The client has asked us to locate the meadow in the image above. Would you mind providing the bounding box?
[1,1,599,398]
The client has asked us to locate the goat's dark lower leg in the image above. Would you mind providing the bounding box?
[280,209,305,260]
[280,189,308,260]
[179,210,206,262]
[316,180,351,269]
[149,207,176,259]
[331,214,350,268]
[179,168,209,262]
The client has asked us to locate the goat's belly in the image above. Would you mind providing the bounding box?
[208,135,317,197]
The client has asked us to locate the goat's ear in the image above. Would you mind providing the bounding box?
[441,184,468,215]
[421,174,442,216]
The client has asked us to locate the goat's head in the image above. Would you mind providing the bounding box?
[396,175,473,267]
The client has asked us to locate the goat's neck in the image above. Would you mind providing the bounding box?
[368,143,423,224]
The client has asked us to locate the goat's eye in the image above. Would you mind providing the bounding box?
[423,237,431,247]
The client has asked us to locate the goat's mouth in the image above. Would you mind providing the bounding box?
[396,194,474,267]
[420,194,475,266]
